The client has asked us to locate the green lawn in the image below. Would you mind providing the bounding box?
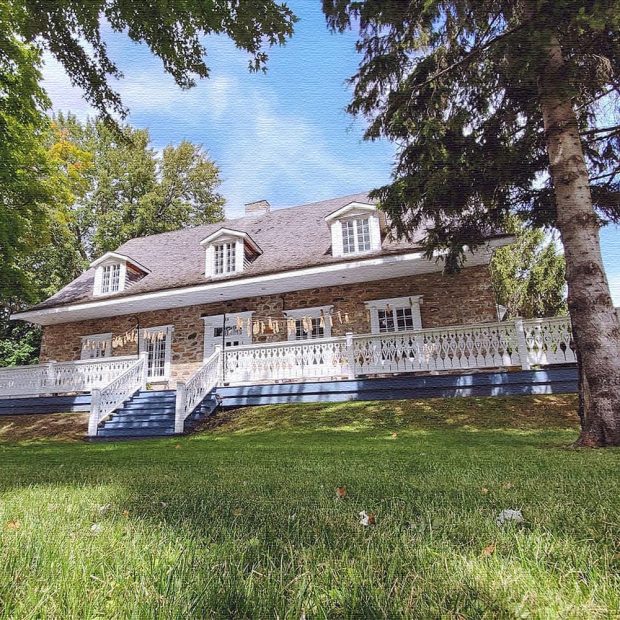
[1,395,619,619]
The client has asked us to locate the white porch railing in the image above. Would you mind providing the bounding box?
[88,354,148,436]
[174,348,222,433]
[0,356,140,399]
[222,316,577,385]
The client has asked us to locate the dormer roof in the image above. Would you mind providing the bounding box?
[89,251,151,274]
[324,201,378,223]
[199,228,262,255]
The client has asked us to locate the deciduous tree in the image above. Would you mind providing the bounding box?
[324,0,620,445]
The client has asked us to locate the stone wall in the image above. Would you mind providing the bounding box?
[39,264,497,384]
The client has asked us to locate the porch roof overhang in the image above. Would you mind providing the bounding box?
[12,239,510,326]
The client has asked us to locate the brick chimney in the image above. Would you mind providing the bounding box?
[244,199,271,216]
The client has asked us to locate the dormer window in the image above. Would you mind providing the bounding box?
[214,241,237,275]
[342,217,371,254]
[325,202,382,257]
[201,228,262,279]
[101,263,122,293]
[91,252,150,297]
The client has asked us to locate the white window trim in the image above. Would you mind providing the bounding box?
[364,296,423,334]
[93,260,127,297]
[80,333,113,360]
[284,305,333,340]
[139,325,173,381]
[326,203,381,258]
[204,237,244,279]
[202,311,254,360]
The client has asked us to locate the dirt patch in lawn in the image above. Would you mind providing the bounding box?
[0,414,89,442]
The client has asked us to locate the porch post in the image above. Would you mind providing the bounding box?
[174,382,187,434]
[514,318,531,370]
[139,352,148,390]
[215,345,224,384]
[46,360,57,396]
[88,388,101,437]
[345,332,356,380]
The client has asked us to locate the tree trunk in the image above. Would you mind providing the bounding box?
[537,33,620,446]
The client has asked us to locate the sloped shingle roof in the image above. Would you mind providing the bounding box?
[32,192,431,311]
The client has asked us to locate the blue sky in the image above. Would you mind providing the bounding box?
[41,1,619,304]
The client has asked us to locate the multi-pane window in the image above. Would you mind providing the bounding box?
[214,242,236,275]
[100,263,121,294]
[142,327,171,379]
[81,334,112,360]
[295,317,324,340]
[378,307,414,333]
[342,218,371,254]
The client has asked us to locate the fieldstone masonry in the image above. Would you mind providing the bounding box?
[40,265,497,384]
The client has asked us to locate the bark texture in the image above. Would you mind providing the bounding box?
[538,34,620,446]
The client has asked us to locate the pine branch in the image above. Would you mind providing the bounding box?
[411,21,528,93]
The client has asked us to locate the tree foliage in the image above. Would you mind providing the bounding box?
[323,0,619,267]
[0,116,225,366]
[6,0,296,124]
[54,115,225,263]
[324,0,620,445]
[490,218,566,319]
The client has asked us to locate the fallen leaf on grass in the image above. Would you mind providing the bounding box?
[5,520,21,531]
[359,511,376,526]
[232,507,243,516]
[335,486,347,500]
[98,504,111,514]
[481,543,496,556]
[122,510,129,518]
[390,433,398,439]
[480,487,489,495]
[90,523,103,534]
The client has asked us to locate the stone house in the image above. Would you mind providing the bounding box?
[13,193,512,386]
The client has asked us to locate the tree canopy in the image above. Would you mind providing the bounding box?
[323,0,619,268]
[324,0,620,446]
[6,0,296,124]
[490,217,566,319]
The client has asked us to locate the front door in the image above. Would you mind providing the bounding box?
[203,312,253,358]
[140,325,173,381]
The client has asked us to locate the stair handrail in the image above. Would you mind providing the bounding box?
[88,353,148,437]
[174,347,221,434]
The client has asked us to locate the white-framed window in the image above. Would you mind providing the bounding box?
[139,325,173,380]
[101,263,121,293]
[94,261,127,296]
[342,217,371,254]
[214,242,237,275]
[284,306,333,341]
[365,296,423,334]
[80,333,112,360]
[325,202,382,257]
[203,311,253,358]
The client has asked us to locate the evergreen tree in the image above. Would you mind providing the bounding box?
[324,0,620,446]
[490,217,566,319]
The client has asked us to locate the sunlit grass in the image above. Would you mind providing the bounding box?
[1,395,618,618]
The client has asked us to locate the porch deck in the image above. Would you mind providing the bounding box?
[0,315,580,437]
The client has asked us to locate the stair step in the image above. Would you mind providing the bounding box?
[102,420,174,430]
[97,427,176,437]
[118,405,177,413]
[129,396,177,404]
[110,414,175,422]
